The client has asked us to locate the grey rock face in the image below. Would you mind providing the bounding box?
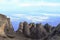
[23,21,30,37]
[5,18,15,38]
[16,22,23,34]
[30,23,36,39]
[0,14,60,40]
[43,24,60,40]
[0,14,8,37]
[36,23,47,39]
[55,24,60,31]
[16,22,60,40]
[44,23,52,33]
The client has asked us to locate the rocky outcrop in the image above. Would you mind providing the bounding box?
[10,21,60,40]
[0,14,60,40]
[36,23,47,39]
[23,21,30,37]
[0,14,8,37]
[30,23,36,39]
[0,14,15,38]
[16,22,31,40]
[44,23,52,33]
[0,23,7,37]
[16,22,23,33]
[43,24,60,40]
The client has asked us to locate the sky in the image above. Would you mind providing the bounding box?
[0,0,60,31]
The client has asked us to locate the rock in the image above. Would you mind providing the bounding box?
[51,27,55,31]
[43,24,60,40]
[36,23,47,39]
[50,23,60,37]
[1,14,60,40]
[16,22,31,40]
[0,14,15,38]
[30,23,36,39]
[0,14,8,37]
[16,22,23,33]
[5,18,15,38]
[44,23,52,33]
[23,21,30,37]
[51,24,60,36]
[55,23,60,31]
[29,23,34,29]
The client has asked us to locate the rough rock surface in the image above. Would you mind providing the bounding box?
[36,23,47,39]
[0,14,60,40]
[44,23,52,33]
[0,14,15,38]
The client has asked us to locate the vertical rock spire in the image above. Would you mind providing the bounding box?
[23,21,30,37]
[0,14,15,38]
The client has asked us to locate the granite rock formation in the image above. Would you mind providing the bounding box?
[36,23,47,39]
[0,14,60,40]
[23,21,30,37]
[16,22,23,34]
[0,14,15,38]
[43,24,60,40]
[44,23,52,33]
[0,14,8,37]
[30,23,36,39]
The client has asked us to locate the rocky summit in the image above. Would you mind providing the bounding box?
[0,14,60,40]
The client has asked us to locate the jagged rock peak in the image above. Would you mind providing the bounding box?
[44,23,52,33]
[16,22,23,33]
[0,14,7,18]
[0,14,15,38]
[55,23,60,31]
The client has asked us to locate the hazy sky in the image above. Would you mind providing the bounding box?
[0,0,60,31]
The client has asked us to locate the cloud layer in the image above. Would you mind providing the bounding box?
[0,0,60,23]
[7,13,60,23]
